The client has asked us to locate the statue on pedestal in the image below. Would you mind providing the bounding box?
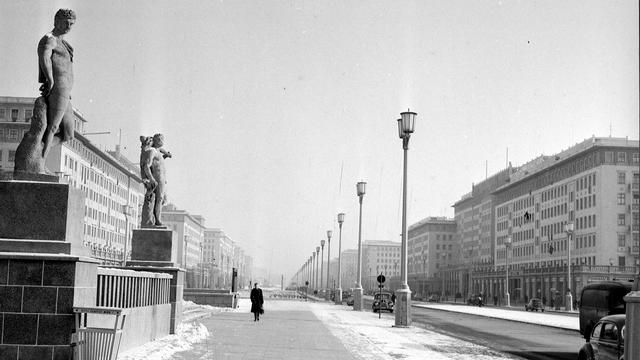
[14,9,76,178]
[140,134,172,228]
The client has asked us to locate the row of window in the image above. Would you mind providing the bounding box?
[542,184,568,203]
[0,108,32,122]
[605,151,639,164]
[576,173,596,192]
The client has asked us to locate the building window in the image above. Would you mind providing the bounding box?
[24,109,32,121]
[0,129,3,140]
[10,109,19,121]
[618,193,626,205]
[617,152,627,163]
[617,172,626,184]
[8,129,18,140]
[633,153,639,164]
[618,256,625,267]
[617,214,626,226]
[8,150,16,162]
[0,109,5,119]
[605,151,615,163]
[618,234,626,247]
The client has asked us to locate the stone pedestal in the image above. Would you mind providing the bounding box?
[0,181,88,257]
[334,288,342,305]
[624,290,640,360]
[394,288,412,327]
[129,228,176,266]
[0,252,98,360]
[353,287,363,311]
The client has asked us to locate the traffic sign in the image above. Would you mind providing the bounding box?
[377,274,386,283]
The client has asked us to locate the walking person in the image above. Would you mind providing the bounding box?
[250,283,264,321]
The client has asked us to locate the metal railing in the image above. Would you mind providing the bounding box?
[96,267,172,308]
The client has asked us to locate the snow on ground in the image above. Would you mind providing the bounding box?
[309,302,517,360]
[118,321,209,360]
[414,303,579,331]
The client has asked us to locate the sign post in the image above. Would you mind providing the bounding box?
[305,281,309,301]
[376,274,386,319]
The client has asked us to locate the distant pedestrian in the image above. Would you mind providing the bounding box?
[250,283,264,321]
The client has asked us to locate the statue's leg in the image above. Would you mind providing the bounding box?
[141,191,156,228]
[56,103,75,143]
[42,92,71,159]
[153,185,164,226]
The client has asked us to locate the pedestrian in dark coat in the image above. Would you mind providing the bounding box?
[250,282,264,321]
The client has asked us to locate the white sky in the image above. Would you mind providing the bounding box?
[1,0,638,282]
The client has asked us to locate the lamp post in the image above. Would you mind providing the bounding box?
[505,236,512,307]
[320,240,325,297]
[395,109,416,327]
[565,222,574,311]
[315,246,320,294]
[354,181,366,311]
[311,253,316,291]
[326,230,332,300]
[336,213,345,304]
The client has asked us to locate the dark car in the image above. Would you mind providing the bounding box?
[578,314,625,360]
[467,294,483,306]
[346,294,355,306]
[579,281,632,340]
[427,294,440,302]
[525,298,545,312]
[372,291,394,313]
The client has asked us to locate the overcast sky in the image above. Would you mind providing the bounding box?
[1,0,638,283]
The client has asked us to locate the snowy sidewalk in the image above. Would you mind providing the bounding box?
[414,303,579,331]
[119,299,518,360]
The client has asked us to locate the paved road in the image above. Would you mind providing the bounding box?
[362,297,584,360]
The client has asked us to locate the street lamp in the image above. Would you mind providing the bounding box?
[354,181,366,311]
[311,253,316,291]
[565,222,574,311]
[505,236,512,307]
[326,230,332,300]
[320,240,325,297]
[315,246,320,294]
[396,109,416,327]
[336,213,345,305]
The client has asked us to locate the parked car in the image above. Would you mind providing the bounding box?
[427,294,440,302]
[579,281,632,340]
[467,294,483,306]
[525,298,545,312]
[346,294,355,306]
[372,291,394,313]
[578,314,625,360]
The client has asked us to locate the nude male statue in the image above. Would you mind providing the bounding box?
[140,134,172,227]
[38,9,76,160]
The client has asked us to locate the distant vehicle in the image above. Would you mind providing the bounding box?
[372,291,394,313]
[579,281,632,340]
[467,294,483,306]
[427,294,440,302]
[346,294,355,306]
[525,298,545,312]
[577,314,625,360]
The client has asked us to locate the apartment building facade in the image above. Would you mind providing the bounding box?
[451,137,639,306]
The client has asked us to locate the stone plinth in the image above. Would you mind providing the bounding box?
[624,290,640,360]
[394,288,412,327]
[0,252,98,360]
[0,181,87,256]
[130,228,176,266]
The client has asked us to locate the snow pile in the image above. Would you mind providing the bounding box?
[118,321,209,360]
[310,303,515,360]
[415,303,579,330]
